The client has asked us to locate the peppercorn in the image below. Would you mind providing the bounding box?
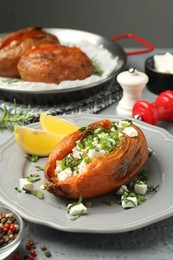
[40,244,47,251]
[44,250,52,257]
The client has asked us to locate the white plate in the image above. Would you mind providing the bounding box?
[0,115,173,233]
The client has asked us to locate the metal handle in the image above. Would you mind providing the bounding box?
[111,33,154,55]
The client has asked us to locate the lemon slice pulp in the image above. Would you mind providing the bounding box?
[39,112,78,134]
[14,125,66,156]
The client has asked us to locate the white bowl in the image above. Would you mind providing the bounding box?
[0,205,24,260]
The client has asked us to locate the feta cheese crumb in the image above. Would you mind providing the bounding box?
[58,167,73,181]
[88,149,105,159]
[67,203,87,216]
[72,147,84,159]
[122,126,138,137]
[134,182,148,195]
[116,185,129,196]
[77,160,87,173]
[19,178,33,191]
[121,194,138,208]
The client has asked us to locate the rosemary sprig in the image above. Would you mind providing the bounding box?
[0,100,35,131]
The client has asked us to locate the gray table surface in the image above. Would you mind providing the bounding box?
[1,48,173,260]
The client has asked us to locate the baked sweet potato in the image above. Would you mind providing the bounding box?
[44,119,148,199]
[0,27,60,77]
[17,44,94,84]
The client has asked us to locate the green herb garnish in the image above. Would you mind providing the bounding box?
[2,78,23,84]
[35,165,44,171]
[15,187,44,199]
[15,187,22,193]
[148,185,159,192]
[26,174,41,183]
[0,100,35,131]
[32,189,44,199]
[24,154,39,162]
[92,59,103,76]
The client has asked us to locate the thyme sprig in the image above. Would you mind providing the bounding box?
[0,100,35,131]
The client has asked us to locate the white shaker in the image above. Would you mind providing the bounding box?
[116,68,148,117]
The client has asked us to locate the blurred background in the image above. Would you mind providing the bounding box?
[0,0,172,48]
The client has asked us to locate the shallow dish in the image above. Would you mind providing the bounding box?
[0,114,173,233]
[145,55,173,94]
[0,28,126,105]
[0,205,23,260]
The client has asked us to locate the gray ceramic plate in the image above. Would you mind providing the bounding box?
[0,115,173,233]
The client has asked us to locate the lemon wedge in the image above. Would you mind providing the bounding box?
[39,112,78,134]
[14,125,66,156]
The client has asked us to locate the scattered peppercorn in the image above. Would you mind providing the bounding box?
[40,244,47,251]
[44,250,52,257]
[0,211,20,248]
[13,239,52,259]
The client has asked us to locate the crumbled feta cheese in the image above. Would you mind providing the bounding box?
[54,164,63,174]
[67,203,87,216]
[134,182,148,195]
[122,127,138,137]
[78,160,87,173]
[109,138,116,145]
[121,194,138,208]
[72,147,83,159]
[58,167,73,181]
[19,178,33,191]
[116,185,129,196]
[88,149,105,159]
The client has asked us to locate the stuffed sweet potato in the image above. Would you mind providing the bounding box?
[17,44,93,84]
[0,27,60,77]
[44,119,148,199]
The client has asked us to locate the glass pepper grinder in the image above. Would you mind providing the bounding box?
[116,68,149,117]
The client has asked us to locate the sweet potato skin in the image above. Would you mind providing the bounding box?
[17,44,94,84]
[0,27,60,77]
[44,120,148,199]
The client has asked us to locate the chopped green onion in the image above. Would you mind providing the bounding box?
[24,154,39,162]
[26,174,41,183]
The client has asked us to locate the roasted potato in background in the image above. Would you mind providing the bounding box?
[0,27,60,77]
[44,119,148,199]
[17,44,94,84]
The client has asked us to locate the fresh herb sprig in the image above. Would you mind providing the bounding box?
[92,59,103,76]
[0,100,35,131]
